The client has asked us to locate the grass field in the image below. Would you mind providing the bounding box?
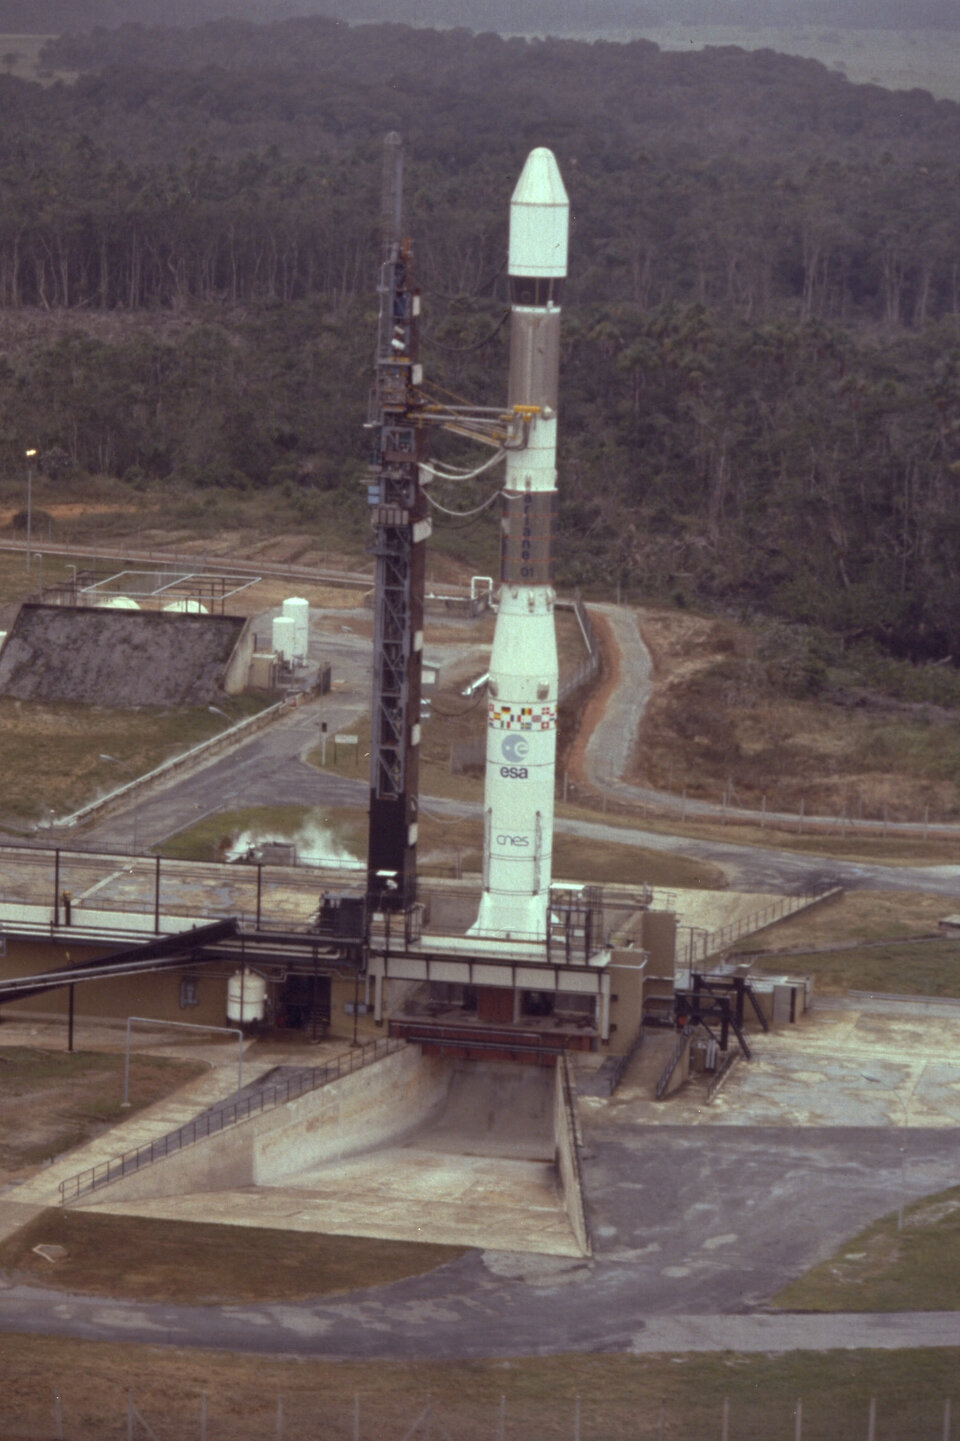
[0,693,267,825]
[738,889,960,995]
[0,1047,205,1178]
[156,803,367,865]
[157,800,727,891]
[752,936,960,997]
[774,1185,960,1313]
[0,1209,464,1305]
[0,1340,957,1441]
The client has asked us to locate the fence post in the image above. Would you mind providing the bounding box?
[53,1391,63,1441]
[795,1397,802,1441]
[276,1396,283,1441]
[497,1395,506,1441]
[721,1396,729,1441]
[573,1395,580,1441]
[354,1393,360,1441]
[944,1398,952,1441]
[867,1397,876,1441]
[199,1393,207,1441]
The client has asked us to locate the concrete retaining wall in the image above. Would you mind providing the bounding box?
[83,1044,450,1206]
[255,1044,449,1182]
[553,1055,590,1257]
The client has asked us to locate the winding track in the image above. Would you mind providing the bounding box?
[4,599,960,1359]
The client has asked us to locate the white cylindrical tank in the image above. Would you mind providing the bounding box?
[226,969,267,1025]
[98,595,141,609]
[282,596,309,658]
[0,630,6,652]
[163,598,208,614]
[272,614,296,662]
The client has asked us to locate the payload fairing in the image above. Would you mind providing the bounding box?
[472,148,570,941]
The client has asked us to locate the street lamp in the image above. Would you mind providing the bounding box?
[861,1070,921,1231]
[24,448,36,572]
[99,753,140,854]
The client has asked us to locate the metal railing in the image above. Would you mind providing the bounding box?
[677,888,840,971]
[605,1019,645,1095]
[58,1036,405,1205]
[655,1027,692,1101]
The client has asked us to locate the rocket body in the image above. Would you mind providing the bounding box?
[472,149,569,941]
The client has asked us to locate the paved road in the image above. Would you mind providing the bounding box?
[64,600,960,897]
[585,605,960,840]
[1,1120,957,1357]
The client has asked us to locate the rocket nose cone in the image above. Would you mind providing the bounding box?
[511,147,569,210]
[509,148,569,281]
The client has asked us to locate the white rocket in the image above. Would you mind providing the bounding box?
[471,148,569,941]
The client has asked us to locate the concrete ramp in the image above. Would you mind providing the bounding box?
[412,1061,555,1161]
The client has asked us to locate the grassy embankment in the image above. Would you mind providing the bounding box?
[0,1339,956,1441]
[0,1209,464,1305]
[735,889,960,997]
[636,608,960,827]
[0,693,268,826]
[0,1047,205,1176]
[774,1186,960,1313]
[158,800,727,892]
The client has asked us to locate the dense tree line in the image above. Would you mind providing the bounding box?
[1,18,959,661]
[1,0,957,34]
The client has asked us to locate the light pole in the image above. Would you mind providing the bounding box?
[861,1070,922,1231]
[24,448,36,572]
[99,752,140,854]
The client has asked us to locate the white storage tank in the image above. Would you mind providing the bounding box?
[0,630,6,652]
[226,968,267,1025]
[97,595,141,609]
[282,596,309,659]
[272,613,296,662]
[163,598,208,614]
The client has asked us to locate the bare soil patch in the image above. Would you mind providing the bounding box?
[0,1048,205,1183]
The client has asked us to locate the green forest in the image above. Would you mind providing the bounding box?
[3,18,960,666]
[2,0,958,35]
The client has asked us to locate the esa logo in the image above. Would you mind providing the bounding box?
[501,735,529,763]
[500,734,529,778]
